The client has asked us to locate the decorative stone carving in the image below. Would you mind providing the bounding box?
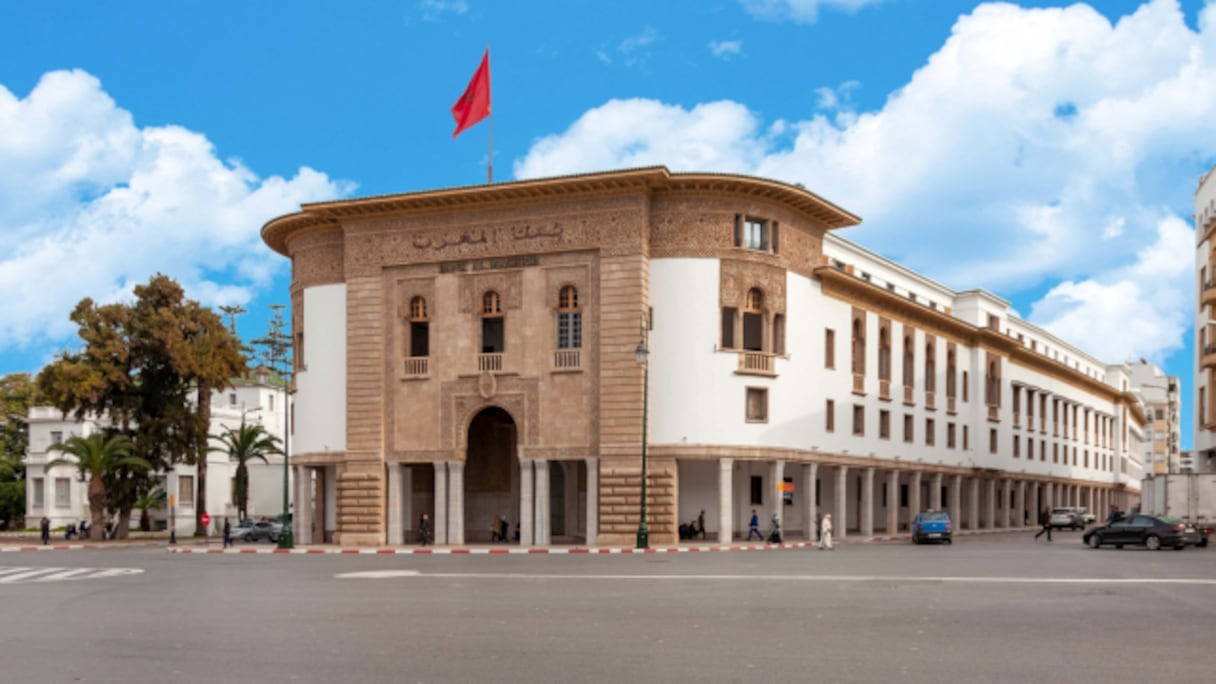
[720,259,787,313]
[478,372,496,399]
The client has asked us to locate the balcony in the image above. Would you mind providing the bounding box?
[478,353,503,373]
[737,351,776,376]
[1203,280,1216,307]
[853,373,865,395]
[553,349,581,371]
[1202,344,1216,371]
[1013,412,1021,428]
[903,385,914,405]
[947,396,957,414]
[987,404,999,422]
[925,391,936,411]
[879,379,891,401]
[403,357,429,378]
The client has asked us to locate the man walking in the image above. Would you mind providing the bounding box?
[697,510,707,540]
[419,512,433,546]
[1034,506,1053,542]
[818,513,834,550]
[746,509,762,541]
[40,516,50,545]
[222,518,232,548]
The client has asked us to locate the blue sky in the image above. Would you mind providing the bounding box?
[0,0,1210,446]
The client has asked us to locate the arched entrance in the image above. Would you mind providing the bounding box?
[465,406,518,543]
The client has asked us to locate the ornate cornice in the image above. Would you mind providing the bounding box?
[262,167,862,256]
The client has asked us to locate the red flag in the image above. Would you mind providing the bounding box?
[451,49,491,138]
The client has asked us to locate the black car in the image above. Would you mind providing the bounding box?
[1082,514,1202,551]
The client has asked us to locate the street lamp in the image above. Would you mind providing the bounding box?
[635,313,650,550]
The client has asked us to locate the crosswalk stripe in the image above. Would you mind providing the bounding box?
[30,568,96,582]
[0,568,65,583]
[0,566,144,584]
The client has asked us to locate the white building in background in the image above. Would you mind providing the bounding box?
[1125,362,1180,475]
[23,372,290,535]
[1195,164,1216,469]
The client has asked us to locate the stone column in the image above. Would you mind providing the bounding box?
[886,469,900,535]
[295,466,312,545]
[315,468,329,544]
[519,459,534,546]
[402,466,414,542]
[770,461,785,531]
[861,467,875,538]
[949,474,962,530]
[968,478,980,530]
[434,462,448,546]
[1015,480,1025,527]
[986,479,996,529]
[1001,479,1011,528]
[719,458,734,543]
[585,458,599,545]
[1029,482,1039,525]
[804,462,818,542]
[534,459,549,547]
[1044,482,1054,515]
[448,460,465,546]
[909,471,922,520]
[386,462,402,545]
[930,473,943,510]
[835,466,849,539]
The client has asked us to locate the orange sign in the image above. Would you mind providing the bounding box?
[778,482,795,492]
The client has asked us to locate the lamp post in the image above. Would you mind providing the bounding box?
[168,469,178,545]
[635,314,650,550]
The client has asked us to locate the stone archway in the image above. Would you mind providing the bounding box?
[465,406,518,543]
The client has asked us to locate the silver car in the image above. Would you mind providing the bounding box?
[1049,507,1086,531]
[230,520,283,543]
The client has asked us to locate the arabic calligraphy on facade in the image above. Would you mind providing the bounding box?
[411,222,564,252]
[439,254,541,274]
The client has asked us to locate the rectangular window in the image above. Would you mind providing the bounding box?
[481,317,505,353]
[825,399,835,432]
[179,475,195,506]
[1014,435,1020,458]
[50,431,63,445]
[1028,439,1034,460]
[410,321,430,357]
[900,484,909,507]
[269,394,275,411]
[926,418,935,446]
[880,410,890,440]
[947,423,956,449]
[746,388,768,423]
[989,428,997,454]
[54,478,70,507]
[1084,450,1089,468]
[1053,444,1059,463]
[1072,447,1078,466]
[721,308,737,349]
[773,314,786,356]
[962,371,969,402]
[32,477,44,506]
[963,425,970,450]
[903,414,913,443]
[853,405,865,436]
[824,328,836,369]
[743,217,769,250]
[750,475,763,505]
[556,311,582,349]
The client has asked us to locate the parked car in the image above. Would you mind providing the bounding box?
[1077,508,1096,525]
[911,510,952,545]
[1082,514,1202,551]
[230,520,282,543]
[1049,507,1086,530]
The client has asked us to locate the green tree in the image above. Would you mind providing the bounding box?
[46,433,151,540]
[0,374,39,530]
[133,485,166,532]
[211,422,281,520]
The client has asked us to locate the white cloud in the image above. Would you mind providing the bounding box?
[420,0,468,22]
[0,70,350,353]
[740,0,886,24]
[514,0,1216,363]
[709,40,743,59]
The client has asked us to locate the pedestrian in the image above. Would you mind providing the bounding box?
[499,515,509,544]
[818,513,834,550]
[746,509,762,541]
[1034,506,1052,542]
[419,513,433,546]
[222,518,232,548]
[491,514,502,542]
[40,516,50,545]
[697,509,707,540]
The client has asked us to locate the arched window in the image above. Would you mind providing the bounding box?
[408,296,429,358]
[902,335,914,387]
[742,288,765,352]
[851,317,865,375]
[924,342,937,393]
[878,328,891,382]
[481,290,504,353]
[556,285,581,349]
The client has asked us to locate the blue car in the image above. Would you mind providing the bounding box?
[911,510,953,545]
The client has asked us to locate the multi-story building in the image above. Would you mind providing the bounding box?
[263,167,1144,547]
[1195,164,1216,469]
[1126,362,1180,474]
[23,372,289,535]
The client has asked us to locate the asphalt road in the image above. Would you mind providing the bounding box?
[2,532,1214,684]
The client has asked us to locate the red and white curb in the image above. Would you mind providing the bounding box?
[0,541,164,552]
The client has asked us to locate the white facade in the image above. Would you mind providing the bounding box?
[1195,164,1216,461]
[23,378,290,535]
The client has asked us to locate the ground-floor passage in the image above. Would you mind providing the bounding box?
[288,457,1137,546]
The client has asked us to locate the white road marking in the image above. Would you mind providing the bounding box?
[336,570,422,579]
[0,566,144,584]
[335,571,1216,586]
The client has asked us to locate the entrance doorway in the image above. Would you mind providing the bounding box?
[465,407,518,543]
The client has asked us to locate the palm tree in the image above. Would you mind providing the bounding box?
[211,423,280,521]
[47,433,151,541]
[134,485,166,532]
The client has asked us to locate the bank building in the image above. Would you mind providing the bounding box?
[262,166,1145,547]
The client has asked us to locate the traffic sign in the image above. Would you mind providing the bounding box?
[200,512,211,527]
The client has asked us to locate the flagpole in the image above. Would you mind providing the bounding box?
[487,44,493,184]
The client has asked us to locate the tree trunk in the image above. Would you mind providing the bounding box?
[139,508,150,532]
[88,475,106,543]
[236,463,248,520]
[194,383,211,537]
[115,509,133,538]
